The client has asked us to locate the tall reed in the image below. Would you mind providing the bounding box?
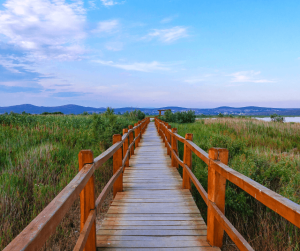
[172,118,300,251]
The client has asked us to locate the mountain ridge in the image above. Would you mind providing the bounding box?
[1,104,300,116]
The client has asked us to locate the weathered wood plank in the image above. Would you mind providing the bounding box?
[101,220,205,226]
[97,240,210,248]
[104,216,204,221]
[96,122,213,250]
[97,248,219,251]
[97,229,207,236]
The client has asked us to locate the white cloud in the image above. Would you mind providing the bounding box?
[88,1,97,9]
[0,0,86,60]
[92,20,119,34]
[228,71,274,83]
[105,42,123,51]
[160,16,176,24]
[145,26,188,43]
[184,78,204,84]
[100,0,123,6]
[93,60,170,72]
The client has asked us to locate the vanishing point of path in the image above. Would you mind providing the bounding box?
[96,122,220,250]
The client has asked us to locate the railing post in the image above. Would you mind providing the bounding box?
[171,128,178,168]
[167,125,171,156]
[113,134,123,198]
[128,125,134,156]
[164,123,168,147]
[78,150,96,251]
[138,122,141,142]
[162,122,166,143]
[158,121,161,138]
[134,123,139,148]
[138,121,141,138]
[182,134,193,190]
[207,148,229,248]
[123,128,129,168]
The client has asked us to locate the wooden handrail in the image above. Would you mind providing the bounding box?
[155,117,300,250]
[4,117,150,251]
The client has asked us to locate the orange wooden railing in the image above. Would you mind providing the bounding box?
[155,117,300,251]
[4,117,150,251]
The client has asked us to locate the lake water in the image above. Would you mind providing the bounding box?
[255,117,300,123]
[196,117,300,123]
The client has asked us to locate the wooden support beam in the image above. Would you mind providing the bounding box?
[167,125,171,156]
[113,134,123,198]
[128,125,134,156]
[207,148,229,248]
[78,150,96,251]
[182,134,193,190]
[171,128,179,168]
[123,128,129,168]
[134,123,139,148]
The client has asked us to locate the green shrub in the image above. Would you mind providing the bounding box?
[270,113,284,122]
[123,109,145,120]
[161,110,196,123]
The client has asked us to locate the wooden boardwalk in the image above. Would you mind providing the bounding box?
[5,118,299,251]
[96,122,219,250]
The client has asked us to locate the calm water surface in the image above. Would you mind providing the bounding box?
[196,117,300,123]
[255,117,300,123]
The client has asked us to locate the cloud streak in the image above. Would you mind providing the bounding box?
[100,0,123,6]
[228,71,274,83]
[0,0,86,60]
[145,26,188,43]
[92,20,119,34]
[93,60,171,72]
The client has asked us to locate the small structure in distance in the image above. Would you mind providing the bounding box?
[157,109,171,116]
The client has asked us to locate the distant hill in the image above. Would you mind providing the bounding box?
[0,104,300,116]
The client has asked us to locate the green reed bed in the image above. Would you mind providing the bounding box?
[0,113,137,250]
[171,118,300,251]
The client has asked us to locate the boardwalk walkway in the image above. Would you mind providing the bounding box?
[96,122,219,250]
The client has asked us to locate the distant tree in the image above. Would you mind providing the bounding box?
[270,114,284,123]
[82,111,89,116]
[104,107,115,117]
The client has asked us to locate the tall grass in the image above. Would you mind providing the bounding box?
[171,118,300,251]
[0,113,137,250]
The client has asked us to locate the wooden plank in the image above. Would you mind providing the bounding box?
[107,208,200,214]
[113,199,195,203]
[97,236,207,241]
[96,122,214,250]
[104,216,203,221]
[97,229,207,236]
[101,220,205,226]
[99,225,207,230]
[97,240,210,248]
[97,247,219,251]
[111,202,197,206]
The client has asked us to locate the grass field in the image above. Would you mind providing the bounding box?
[1,115,299,250]
[171,118,300,251]
[0,113,138,250]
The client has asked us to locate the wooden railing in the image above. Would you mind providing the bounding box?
[4,117,151,251]
[155,117,300,251]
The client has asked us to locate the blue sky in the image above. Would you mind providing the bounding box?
[0,0,300,108]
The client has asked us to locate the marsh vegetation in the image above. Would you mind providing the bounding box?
[171,118,300,251]
[0,111,140,250]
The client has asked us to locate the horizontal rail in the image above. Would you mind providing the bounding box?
[95,165,123,208]
[210,202,254,251]
[156,118,300,228]
[155,117,300,250]
[74,209,96,251]
[3,163,95,251]
[4,117,150,251]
